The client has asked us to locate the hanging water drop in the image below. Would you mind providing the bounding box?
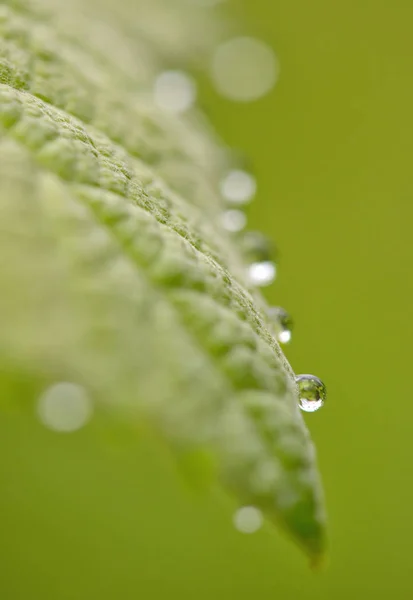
[241,231,276,263]
[242,231,277,287]
[268,306,293,344]
[295,374,326,413]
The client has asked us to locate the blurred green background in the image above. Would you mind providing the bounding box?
[1,0,412,598]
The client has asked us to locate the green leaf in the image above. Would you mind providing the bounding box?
[0,0,326,559]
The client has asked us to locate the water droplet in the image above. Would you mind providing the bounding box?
[211,37,279,102]
[37,382,93,432]
[220,169,256,205]
[154,70,197,114]
[295,375,326,413]
[247,261,276,287]
[220,209,247,233]
[233,506,263,534]
[268,306,293,344]
[241,231,276,263]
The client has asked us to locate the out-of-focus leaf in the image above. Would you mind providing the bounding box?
[0,0,326,559]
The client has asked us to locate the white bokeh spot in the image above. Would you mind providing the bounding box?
[220,169,256,205]
[211,37,279,102]
[154,70,197,114]
[233,506,263,534]
[37,382,93,433]
[220,209,247,233]
[247,261,276,287]
[278,330,292,344]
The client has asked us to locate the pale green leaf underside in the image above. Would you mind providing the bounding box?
[0,0,326,557]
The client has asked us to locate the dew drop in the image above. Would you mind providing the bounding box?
[153,70,196,114]
[295,374,326,413]
[37,382,93,432]
[268,306,293,344]
[241,231,276,264]
[247,260,276,287]
[220,169,256,205]
[242,231,277,287]
[233,506,263,534]
[220,209,247,233]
